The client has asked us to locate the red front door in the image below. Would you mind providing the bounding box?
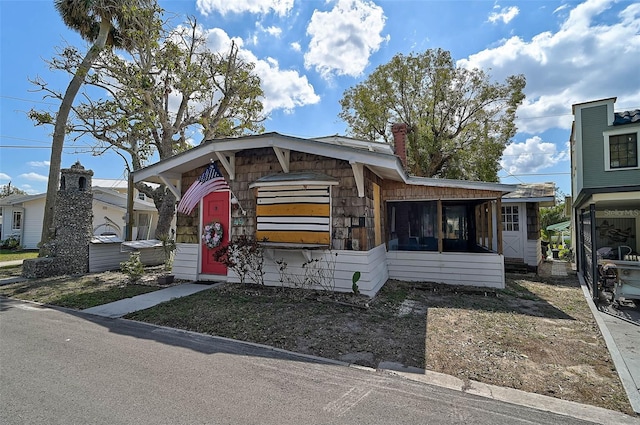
[201,191,230,275]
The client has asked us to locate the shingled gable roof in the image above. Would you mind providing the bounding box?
[133,131,515,197]
[0,187,156,211]
[502,182,556,206]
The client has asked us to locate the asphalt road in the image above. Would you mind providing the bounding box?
[0,298,610,425]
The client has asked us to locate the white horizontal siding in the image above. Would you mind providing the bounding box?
[257,217,330,225]
[257,223,329,232]
[89,243,164,272]
[22,200,44,249]
[387,251,505,289]
[257,196,330,205]
[227,243,388,297]
[172,243,199,281]
[257,186,330,206]
[258,187,330,197]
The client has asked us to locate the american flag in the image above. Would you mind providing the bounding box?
[177,162,230,215]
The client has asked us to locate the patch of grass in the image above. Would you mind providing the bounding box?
[0,250,38,262]
[50,285,159,309]
[0,264,22,279]
[0,271,161,310]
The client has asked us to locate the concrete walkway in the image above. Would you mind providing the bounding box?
[0,259,25,267]
[0,259,27,286]
[82,283,217,318]
[551,259,640,414]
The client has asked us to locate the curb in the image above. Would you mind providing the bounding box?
[4,291,639,423]
[88,305,640,424]
[387,367,639,425]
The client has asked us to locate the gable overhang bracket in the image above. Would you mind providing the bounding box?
[350,161,365,198]
[273,147,290,173]
[158,174,181,200]
[215,152,236,180]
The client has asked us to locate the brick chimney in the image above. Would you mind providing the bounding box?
[391,123,408,168]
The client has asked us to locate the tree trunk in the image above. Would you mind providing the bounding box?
[154,189,176,238]
[39,20,112,256]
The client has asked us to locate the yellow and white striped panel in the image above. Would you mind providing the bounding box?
[256,185,331,244]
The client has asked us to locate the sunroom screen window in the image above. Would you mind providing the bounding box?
[388,201,479,253]
[388,201,437,251]
[443,205,469,252]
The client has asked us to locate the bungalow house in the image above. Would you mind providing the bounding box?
[501,182,556,272]
[0,185,159,249]
[570,97,640,297]
[133,126,516,296]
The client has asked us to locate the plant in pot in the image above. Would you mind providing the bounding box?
[158,230,177,285]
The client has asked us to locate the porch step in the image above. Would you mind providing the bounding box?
[504,261,529,273]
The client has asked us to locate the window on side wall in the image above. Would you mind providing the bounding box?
[12,211,22,231]
[502,205,519,232]
[605,131,639,171]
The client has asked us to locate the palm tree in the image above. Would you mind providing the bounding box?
[40,0,160,256]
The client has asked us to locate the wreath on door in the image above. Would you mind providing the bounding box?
[202,221,223,249]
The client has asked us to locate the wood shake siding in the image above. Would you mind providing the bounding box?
[176,148,381,251]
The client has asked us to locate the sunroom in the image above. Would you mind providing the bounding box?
[383,178,508,288]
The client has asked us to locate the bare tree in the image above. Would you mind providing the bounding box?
[30,17,265,238]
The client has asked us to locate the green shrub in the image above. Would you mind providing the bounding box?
[1,236,21,250]
[120,252,144,283]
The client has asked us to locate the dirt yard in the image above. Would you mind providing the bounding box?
[0,260,634,414]
[127,261,632,414]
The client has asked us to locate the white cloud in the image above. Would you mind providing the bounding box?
[251,23,283,44]
[18,172,48,182]
[264,26,282,37]
[304,0,389,79]
[203,27,320,114]
[488,6,520,24]
[27,161,50,167]
[0,173,11,182]
[458,0,640,134]
[254,57,320,113]
[553,4,571,14]
[290,42,301,52]
[501,136,569,175]
[19,184,40,195]
[196,0,294,16]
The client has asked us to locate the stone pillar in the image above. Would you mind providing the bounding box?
[23,161,94,278]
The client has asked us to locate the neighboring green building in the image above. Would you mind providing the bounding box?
[570,97,640,297]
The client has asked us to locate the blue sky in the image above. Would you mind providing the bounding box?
[1,0,639,198]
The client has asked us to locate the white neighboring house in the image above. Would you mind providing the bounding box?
[0,185,159,249]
